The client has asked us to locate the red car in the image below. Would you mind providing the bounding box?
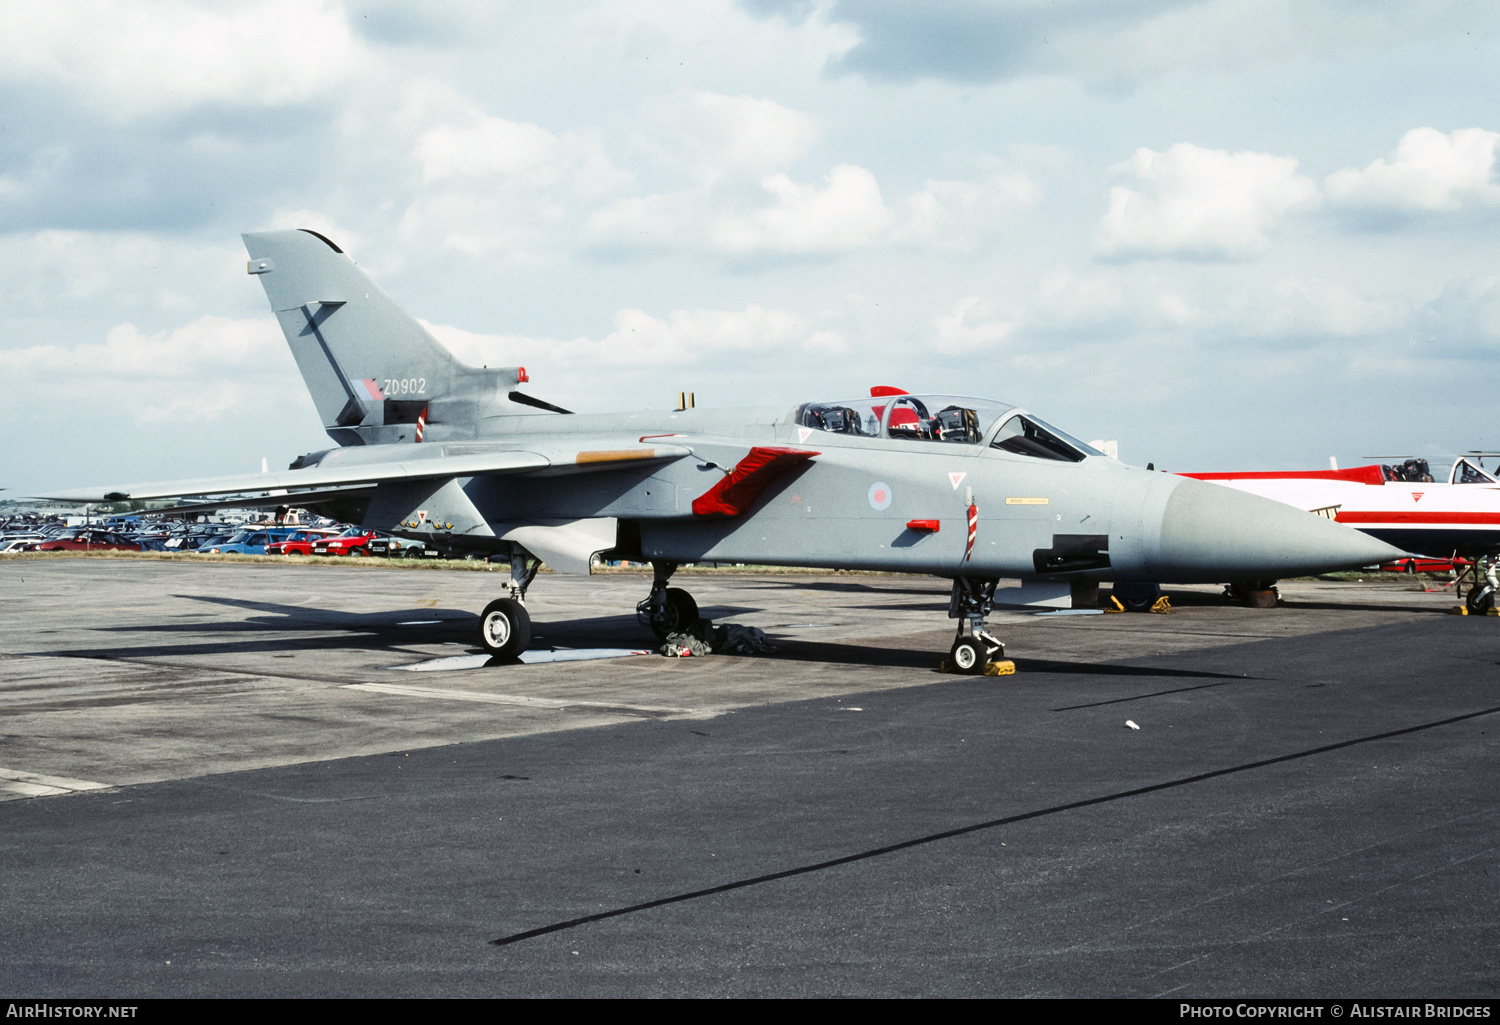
[310,529,379,557]
[1380,556,1471,574]
[265,528,341,556]
[31,530,144,552]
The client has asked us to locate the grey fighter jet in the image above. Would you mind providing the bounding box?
[40,229,1404,673]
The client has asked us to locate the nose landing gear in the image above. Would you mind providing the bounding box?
[1462,556,1498,615]
[946,577,1014,676]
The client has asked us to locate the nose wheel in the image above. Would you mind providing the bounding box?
[1462,556,1498,615]
[946,577,1014,676]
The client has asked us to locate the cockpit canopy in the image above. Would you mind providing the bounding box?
[797,395,1013,443]
[795,393,1103,461]
[1451,456,1498,485]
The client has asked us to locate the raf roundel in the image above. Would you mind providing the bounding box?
[868,482,893,511]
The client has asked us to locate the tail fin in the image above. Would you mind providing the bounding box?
[243,229,525,445]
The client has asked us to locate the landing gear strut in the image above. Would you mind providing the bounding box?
[947,577,1013,675]
[477,549,540,658]
[636,560,699,639]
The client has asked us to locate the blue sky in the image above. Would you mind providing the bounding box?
[4,0,1500,493]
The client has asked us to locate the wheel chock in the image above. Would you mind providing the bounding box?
[983,660,1016,676]
[1106,596,1125,613]
[1149,596,1173,614]
[1451,606,1468,615]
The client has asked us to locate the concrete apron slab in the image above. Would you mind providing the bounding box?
[0,558,1460,794]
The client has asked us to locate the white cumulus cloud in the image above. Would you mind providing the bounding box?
[897,171,1037,249]
[426,304,845,372]
[0,0,361,117]
[0,316,300,425]
[639,91,822,180]
[711,164,892,253]
[1098,143,1316,260]
[1326,127,1500,212]
[931,297,1014,354]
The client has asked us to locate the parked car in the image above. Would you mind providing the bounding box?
[31,530,144,552]
[196,527,300,555]
[310,528,379,557]
[1380,556,1471,574]
[365,535,439,558]
[265,528,342,556]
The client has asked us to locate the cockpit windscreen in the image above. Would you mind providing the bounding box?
[990,414,1102,462]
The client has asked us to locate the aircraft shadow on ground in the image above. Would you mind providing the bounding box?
[762,638,1249,679]
[741,579,950,597]
[1162,590,1439,614]
[1272,600,1447,614]
[38,593,1265,677]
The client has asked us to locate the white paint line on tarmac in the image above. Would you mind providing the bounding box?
[0,768,112,800]
[343,682,695,716]
[388,649,650,672]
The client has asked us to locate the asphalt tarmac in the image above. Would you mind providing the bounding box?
[1,559,1496,997]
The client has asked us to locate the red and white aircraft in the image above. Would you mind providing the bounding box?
[1178,455,1500,612]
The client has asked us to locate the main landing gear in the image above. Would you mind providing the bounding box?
[947,577,1014,676]
[478,552,540,658]
[636,561,699,639]
[477,554,704,659]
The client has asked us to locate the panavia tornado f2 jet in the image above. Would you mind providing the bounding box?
[41,229,1406,673]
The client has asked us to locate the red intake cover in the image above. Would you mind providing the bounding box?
[692,447,819,518]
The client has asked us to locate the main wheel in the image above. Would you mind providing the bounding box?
[1466,582,1495,615]
[949,637,983,675]
[479,598,532,658]
[649,587,699,639]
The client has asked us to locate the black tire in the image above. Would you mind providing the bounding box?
[649,587,699,639]
[949,638,983,675]
[1113,581,1161,613]
[479,598,532,657]
[1466,582,1495,615]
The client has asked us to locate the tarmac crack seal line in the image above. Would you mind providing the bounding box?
[488,701,1500,948]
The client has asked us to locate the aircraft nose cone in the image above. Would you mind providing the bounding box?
[1153,478,1406,582]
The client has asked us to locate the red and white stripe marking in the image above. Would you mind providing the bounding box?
[964,502,978,562]
[415,405,427,443]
